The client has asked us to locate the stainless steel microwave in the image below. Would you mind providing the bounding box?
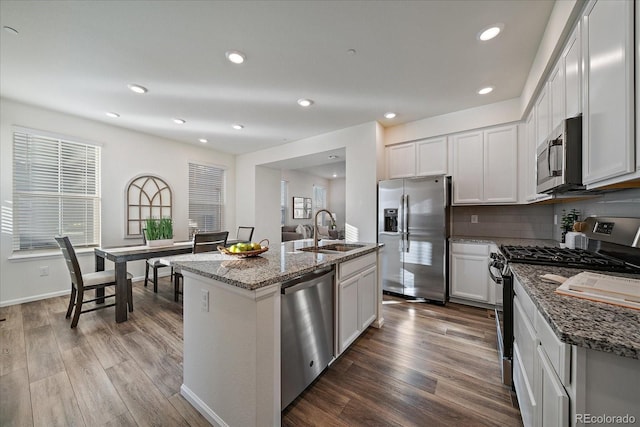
[536,116,583,194]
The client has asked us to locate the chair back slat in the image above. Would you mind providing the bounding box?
[193,231,229,254]
[55,236,84,290]
[237,226,254,242]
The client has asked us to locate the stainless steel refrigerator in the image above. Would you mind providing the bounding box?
[378,175,449,302]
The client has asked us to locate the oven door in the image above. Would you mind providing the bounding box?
[536,136,564,193]
[488,259,513,387]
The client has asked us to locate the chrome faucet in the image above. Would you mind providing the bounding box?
[314,209,336,248]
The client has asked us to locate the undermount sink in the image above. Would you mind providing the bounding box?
[298,243,365,254]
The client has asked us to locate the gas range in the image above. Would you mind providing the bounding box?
[499,245,639,273]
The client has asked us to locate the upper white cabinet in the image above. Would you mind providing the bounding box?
[535,84,550,147]
[548,64,565,132]
[386,143,416,178]
[452,124,518,205]
[416,136,448,176]
[564,24,581,120]
[582,0,635,186]
[451,131,484,204]
[386,136,448,179]
[484,125,519,203]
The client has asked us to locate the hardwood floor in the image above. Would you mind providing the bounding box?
[1,279,522,426]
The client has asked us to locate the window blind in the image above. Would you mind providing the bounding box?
[13,130,101,251]
[188,163,225,233]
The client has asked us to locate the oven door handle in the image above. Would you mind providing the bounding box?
[488,263,503,284]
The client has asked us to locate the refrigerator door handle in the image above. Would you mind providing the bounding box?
[404,194,409,252]
[398,194,404,252]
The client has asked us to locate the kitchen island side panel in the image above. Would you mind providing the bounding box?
[181,272,280,427]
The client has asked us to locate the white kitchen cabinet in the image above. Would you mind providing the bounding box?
[582,0,635,186]
[449,243,491,304]
[337,253,377,354]
[535,84,550,147]
[484,125,518,203]
[451,131,484,204]
[564,24,581,120]
[452,124,518,205]
[549,63,565,132]
[386,137,448,179]
[537,346,570,427]
[387,143,416,178]
[416,136,448,176]
[338,274,360,353]
[357,266,377,330]
[523,111,551,203]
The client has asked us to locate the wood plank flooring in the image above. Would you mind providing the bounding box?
[1,278,522,426]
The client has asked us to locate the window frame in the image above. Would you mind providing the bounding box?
[11,126,102,253]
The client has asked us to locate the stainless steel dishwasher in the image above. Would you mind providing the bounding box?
[281,267,334,410]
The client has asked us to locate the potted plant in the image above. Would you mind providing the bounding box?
[144,217,173,247]
[560,208,580,246]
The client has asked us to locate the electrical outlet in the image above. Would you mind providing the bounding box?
[201,289,209,312]
[471,215,478,224]
[39,266,49,276]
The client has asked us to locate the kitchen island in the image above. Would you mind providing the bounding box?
[167,240,382,427]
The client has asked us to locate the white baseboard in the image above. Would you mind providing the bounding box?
[180,384,229,427]
[0,289,70,307]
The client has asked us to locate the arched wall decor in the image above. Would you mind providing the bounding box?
[125,175,173,238]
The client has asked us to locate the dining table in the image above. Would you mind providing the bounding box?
[94,238,245,322]
[94,241,194,322]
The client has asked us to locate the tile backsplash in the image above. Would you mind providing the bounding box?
[551,188,640,241]
[450,188,640,241]
[451,205,554,239]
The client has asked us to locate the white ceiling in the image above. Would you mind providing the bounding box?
[0,0,554,156]
[263,148,346,180]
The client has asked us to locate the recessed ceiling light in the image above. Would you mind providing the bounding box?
[478,25,503,41]
[199,138,208,143]
[105,112,120,118]
[333,173,337,178]
[128,84,148,94]
[3,26,19,35]
[297,98,314,107]
[347,48,357,56]
[225,50,246,64]
[173,118,186,124]
[384,112,397,119]
[478,86,494,95]
[232,124,244,130]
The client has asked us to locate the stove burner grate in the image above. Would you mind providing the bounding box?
[500,245,638,273]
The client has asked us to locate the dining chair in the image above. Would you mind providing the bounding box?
[174,231,229,302]
[55,236,133,328]
[142,228,173,293]
[237,226,254,242]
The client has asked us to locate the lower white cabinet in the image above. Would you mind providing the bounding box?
[514,276,570,427]
[537,346,569,427]
[450,242,493,305]
[337,254,377,354]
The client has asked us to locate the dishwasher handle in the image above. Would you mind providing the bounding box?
[281,267,334,295]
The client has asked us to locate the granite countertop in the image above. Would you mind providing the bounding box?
[450,235,559,248]
[510,263,640,359]
[166,240,380,291]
